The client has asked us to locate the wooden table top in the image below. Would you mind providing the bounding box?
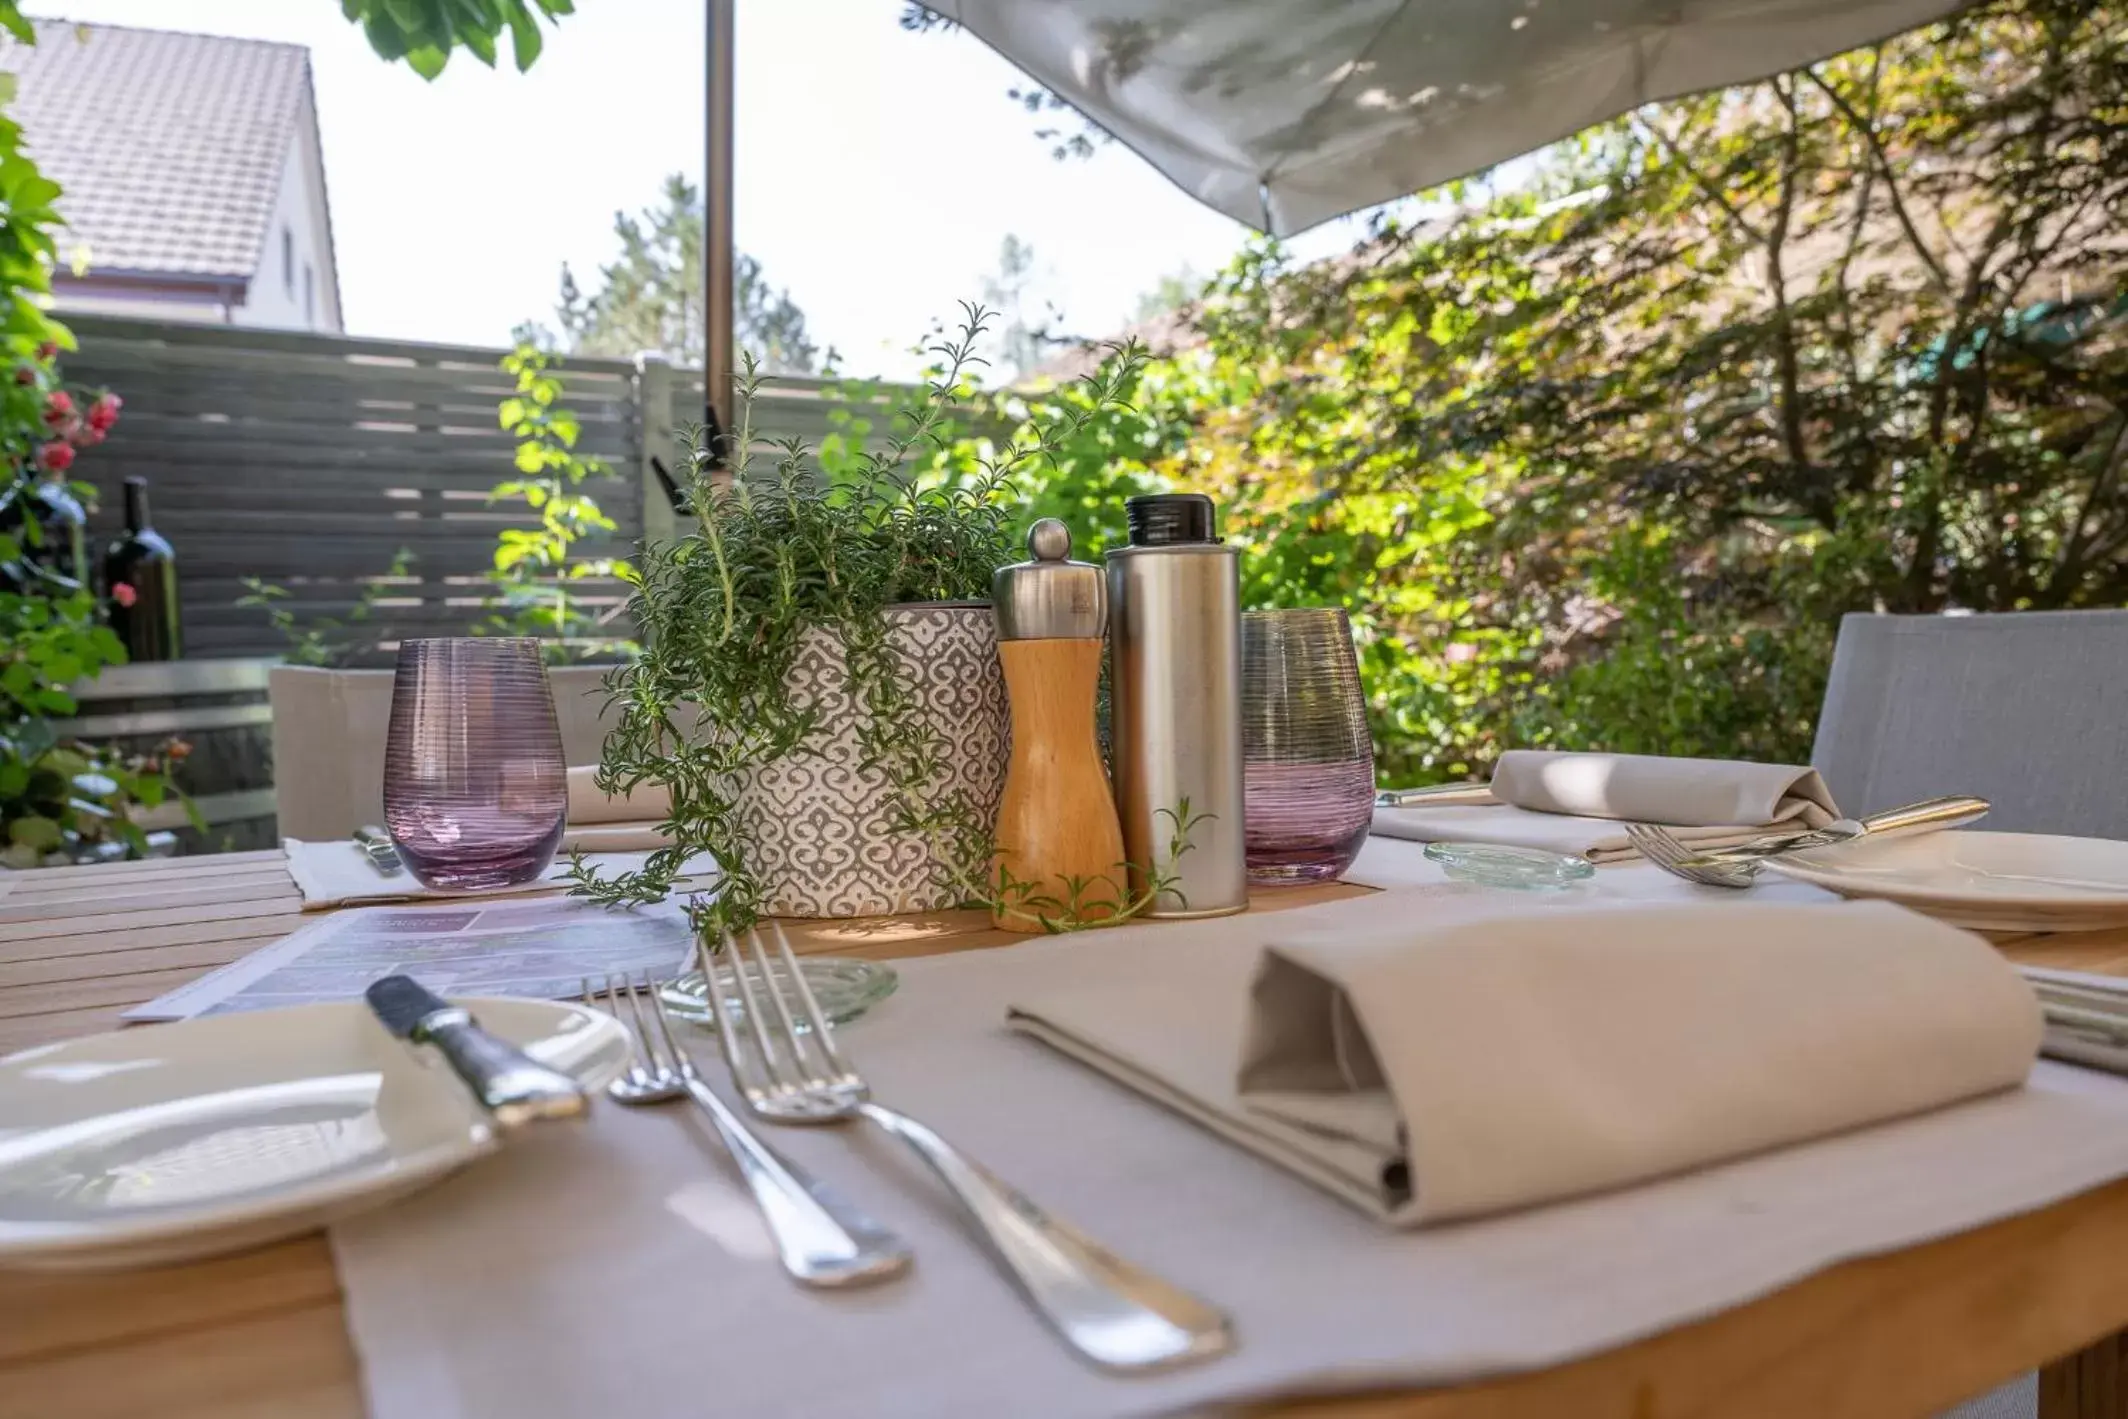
[5,850,2128,1419]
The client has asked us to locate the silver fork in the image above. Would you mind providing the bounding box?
[588,971,911,1289]
[1630,796,1994,889]
[1624,822,1759,888]
[703,925,1234,1373]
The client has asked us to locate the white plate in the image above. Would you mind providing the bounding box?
[1764,831,2128,932]
[0,997,629,1270]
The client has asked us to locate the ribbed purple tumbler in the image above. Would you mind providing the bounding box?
[1241,608,1377,884]
[382,638,567,891]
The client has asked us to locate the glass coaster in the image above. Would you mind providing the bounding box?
[659,956,898,1032]
[1424,841,1596,891]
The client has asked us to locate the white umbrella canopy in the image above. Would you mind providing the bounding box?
[927,0,1977,235]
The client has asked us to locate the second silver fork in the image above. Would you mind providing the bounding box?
[700,926,1235,1374]
[590,972,911,1289]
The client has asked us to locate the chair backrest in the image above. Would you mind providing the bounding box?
[1811,610,2128,839]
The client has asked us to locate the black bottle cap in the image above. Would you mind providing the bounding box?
[1125,493,1219,546]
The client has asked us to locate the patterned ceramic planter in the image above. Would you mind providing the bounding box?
[735,602,1008,917]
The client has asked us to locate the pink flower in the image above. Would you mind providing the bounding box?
[110,581,137,608]
[86,393,120,432]
[41,389,74,428]
[35,341,58,362]
[36,440,74,473]
[80,425,106,445]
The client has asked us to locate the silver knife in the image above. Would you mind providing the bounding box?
[365,974,589,1128]
[1375,782,1496,808]
[353,825,405,877]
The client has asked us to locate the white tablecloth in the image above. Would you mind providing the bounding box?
[332,840,2128,1419]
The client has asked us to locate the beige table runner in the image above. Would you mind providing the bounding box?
[335,879,2128,1419]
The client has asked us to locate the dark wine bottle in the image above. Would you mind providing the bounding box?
[103,475,182,660]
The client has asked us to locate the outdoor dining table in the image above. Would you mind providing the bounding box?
[5,849,2128,1419]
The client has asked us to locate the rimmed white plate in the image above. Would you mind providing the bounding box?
[1764,831,2128,932]
[0,997,629,1271]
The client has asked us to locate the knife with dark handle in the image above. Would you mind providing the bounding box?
[366,975,589,1128]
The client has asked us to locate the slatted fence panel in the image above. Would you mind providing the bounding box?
[58,317,924,664]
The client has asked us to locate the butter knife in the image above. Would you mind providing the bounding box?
[1375,782,1496,808]
[353,825,404,877]
[365,974,589,1128]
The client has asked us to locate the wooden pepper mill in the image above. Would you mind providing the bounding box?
[990,518,1127,931]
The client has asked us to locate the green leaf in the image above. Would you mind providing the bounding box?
[515,443,544,473]
[506,3,543,70]
[459,20,497,66]
[404,43,450,79]
[8,814,60,850]
[0,4,34,45]
[362,12,411,59]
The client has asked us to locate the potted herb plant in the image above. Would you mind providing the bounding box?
[573,309,1145,930]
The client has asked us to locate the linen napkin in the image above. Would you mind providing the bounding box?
[561,765,671,853]
[1372,750,1839,862]
[1008,896,2040,1225]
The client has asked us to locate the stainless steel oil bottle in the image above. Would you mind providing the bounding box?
[1104,493,1247,918]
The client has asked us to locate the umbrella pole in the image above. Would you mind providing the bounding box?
[704,0,735,472]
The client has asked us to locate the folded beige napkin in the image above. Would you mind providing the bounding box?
[1008,896,2039,1225]
[1373,750,1839,862]
[563,765,671,853]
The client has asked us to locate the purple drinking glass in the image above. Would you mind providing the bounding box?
[1242,608,1377,885]
[382,638,567,891]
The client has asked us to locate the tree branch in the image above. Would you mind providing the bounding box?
[1762,77,1823,522]
[1803,67,1952,295]
[1635,114,1766,245]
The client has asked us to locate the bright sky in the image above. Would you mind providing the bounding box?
[42,0,1383,378]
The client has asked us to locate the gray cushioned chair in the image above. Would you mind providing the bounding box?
[1815,611,2127,1419]
[1812,609,2128,840]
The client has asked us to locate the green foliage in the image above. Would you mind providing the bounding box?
[484,344,632,659]
[572,306,1147,933]
[238,548,416,668]
[0,23,184,867]
[340,0,575,79]
[943,0,2126,785]
[548,174,819,375]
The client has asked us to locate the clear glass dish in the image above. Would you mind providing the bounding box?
[1423,841,1596,891]
[658,956,898,1032]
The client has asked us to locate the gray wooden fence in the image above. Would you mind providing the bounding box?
[59,315,913,663]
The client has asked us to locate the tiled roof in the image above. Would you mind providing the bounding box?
[0,18,313,280]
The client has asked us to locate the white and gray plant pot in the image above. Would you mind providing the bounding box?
[734,602,1008,917]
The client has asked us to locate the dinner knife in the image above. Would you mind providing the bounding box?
[365,974,589,1128]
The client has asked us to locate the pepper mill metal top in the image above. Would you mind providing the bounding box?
[992,518,1107,641]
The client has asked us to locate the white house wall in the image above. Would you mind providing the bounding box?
[236,106,341,333]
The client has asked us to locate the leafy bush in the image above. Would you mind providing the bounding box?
[0,60,179,864]
[944,0,2126,784]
